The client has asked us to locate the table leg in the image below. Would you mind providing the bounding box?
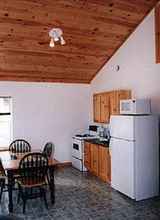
[7,170,14,213]
[48,166,55,204]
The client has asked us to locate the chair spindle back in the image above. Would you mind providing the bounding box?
[9,139,31,153]
[19,153,48,186]
[42,142,54,158]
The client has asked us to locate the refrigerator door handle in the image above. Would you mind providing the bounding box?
[110,136,135,142]
[109,138,114,156]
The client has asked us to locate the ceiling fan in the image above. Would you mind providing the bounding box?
[49,28,66,47]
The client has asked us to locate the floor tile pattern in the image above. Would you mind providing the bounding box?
[0,167,160,220]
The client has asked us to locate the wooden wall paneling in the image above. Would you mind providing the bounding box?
[155,3,160,63]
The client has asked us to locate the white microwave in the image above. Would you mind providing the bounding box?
[120,99,151,115]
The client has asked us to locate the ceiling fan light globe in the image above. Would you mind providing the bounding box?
[54,36,59,42]
[60,36,66,45]
[49,38,55,47]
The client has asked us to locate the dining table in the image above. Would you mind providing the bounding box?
[0,150,60,213]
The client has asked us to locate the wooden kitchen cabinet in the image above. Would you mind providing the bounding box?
[90,144,99,176]
[93,92,110,123]
[93,94,101,122]
[100,92,110,123]
[93,90,131,123]
[98,147,111,183]
[84,141,111,183]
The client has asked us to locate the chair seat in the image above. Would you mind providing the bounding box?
[17,179,46,188]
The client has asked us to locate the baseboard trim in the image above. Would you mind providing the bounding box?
[57,161,72,168]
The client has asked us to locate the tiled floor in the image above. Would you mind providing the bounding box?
[0,167,160,220]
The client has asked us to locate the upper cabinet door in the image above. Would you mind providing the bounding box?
[109,91,118,115]
[93,90,131,123]
[98,146,108,182]
[93,94,101,122]
[100,93,110,123]
[155,4,160,63]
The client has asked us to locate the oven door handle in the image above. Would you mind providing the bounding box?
[72,156,82,161]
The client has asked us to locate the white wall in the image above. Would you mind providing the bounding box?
[91,9,160,118]
[0,82,90,161]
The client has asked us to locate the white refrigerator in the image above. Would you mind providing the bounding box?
[110,115,159,201]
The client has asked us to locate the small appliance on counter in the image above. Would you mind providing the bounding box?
[98,126,104,139]
[120,99,151,115]
[72,125,98,171]
[98,125,110,141]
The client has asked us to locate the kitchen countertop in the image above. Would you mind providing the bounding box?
[84,138,109,147]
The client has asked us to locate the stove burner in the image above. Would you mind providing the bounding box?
[75,134,94,137]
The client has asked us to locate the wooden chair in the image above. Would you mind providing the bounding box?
[42,142,55,158]
[17,152,48,213]
[9,139,31,153]
[0,158,7,202]
[42,142,55,185]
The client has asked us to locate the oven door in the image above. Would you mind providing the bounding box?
[72,138,82,159]
[72,156,83,171]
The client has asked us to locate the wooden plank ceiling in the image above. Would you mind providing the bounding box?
[0,0,158,84]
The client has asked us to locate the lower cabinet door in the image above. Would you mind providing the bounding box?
[90,144,99,176]
[98,146,110,182]
[85,143,111,183]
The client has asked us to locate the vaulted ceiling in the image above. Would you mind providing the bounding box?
[0,0,158,83]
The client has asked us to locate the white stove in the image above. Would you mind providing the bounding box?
[72,133,97,171]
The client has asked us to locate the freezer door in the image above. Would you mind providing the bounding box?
[110,115,135,141]
[110,138,135,199]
